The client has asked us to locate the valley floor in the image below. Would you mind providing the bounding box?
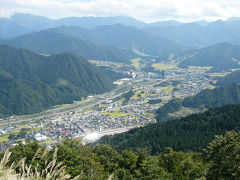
[0,65,216,150]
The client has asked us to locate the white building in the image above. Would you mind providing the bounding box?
[34,133,48,142]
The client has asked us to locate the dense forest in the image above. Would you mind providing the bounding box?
[156,83,240,121]
[98,105,240,154]
[217,70,240,86]
[0,45,114,116]
[1,130,239,180]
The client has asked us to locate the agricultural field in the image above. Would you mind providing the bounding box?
[152,63,177,71]
[131,58,146,70]
[208,72,230,77]
[0,135,9,143]
[101,109,130,118]
[131,90,147,100]
[169,107,202,119]
[161,86,174,95]
[188,66,213,72]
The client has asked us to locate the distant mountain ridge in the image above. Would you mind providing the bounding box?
[0,25,184,62]
[0,27,139,63]
[2,13,240,50]
[0,45,113,116]
[0,18,29,38]
[0,13,147,38]
[144,19,240,48]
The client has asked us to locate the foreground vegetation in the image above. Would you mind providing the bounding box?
[0,130,239,180]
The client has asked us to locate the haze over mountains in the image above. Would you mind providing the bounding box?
[144,18,240,48]
[1,13,240,65]
[0,13,145,38]
[0,24,182,63]
[1,13,240,48]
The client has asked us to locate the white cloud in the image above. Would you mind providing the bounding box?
[0,0,240,22]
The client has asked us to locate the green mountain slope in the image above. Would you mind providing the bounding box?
[156,83,240,122]
[0,45,114,116]
[178,43,240,71]
[98,104,240,154]
[217,70,240,86]
[91,24,184,57]
[0,24,184,63]
[0,29,137,63]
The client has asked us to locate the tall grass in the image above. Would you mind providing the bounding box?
[0,148,80,180]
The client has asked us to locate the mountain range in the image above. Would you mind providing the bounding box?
[2,13,240,50]
[0,45,113,116]
[144,19,240,48]
[0,13,146,38]
[2,13,240,65]
[0,25,183,63]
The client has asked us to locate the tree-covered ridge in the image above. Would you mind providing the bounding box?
[217,70,240,86]
[178,43,240,71]
[98,105,240,154]
[0,45,114,116]
[1,130,240,179]
[0,24,184,63]
[0,29,137,63]
[156,83,240,121]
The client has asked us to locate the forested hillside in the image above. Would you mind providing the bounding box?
[156,83,240,121]
[178,43,240,71]
[217,70,240,85]
[0,29,137,63]
[98,105,240,154]
[0,45,113,116]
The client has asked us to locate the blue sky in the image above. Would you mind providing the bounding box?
[1,0,240,22]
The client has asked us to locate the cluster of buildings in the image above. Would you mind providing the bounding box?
[0,71,214,150]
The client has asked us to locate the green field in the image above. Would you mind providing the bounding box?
[131,58,146,70]
[0,135,9,143]
[161,86,174,95]
[101,109,130,118]
[208,72,230,77]
[169,107,202,119]
[152,63,177,71]
[188,66,213,72]
[131,90,147,100]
